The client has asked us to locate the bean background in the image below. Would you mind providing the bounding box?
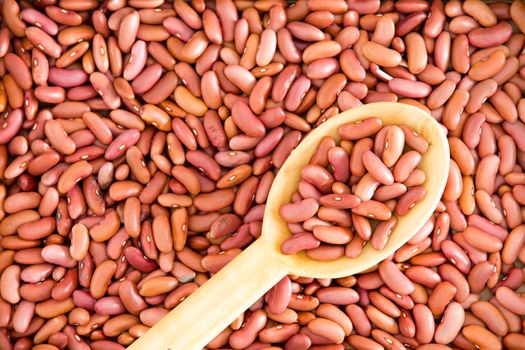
[0,0,525,349]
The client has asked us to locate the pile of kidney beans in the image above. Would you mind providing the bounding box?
[279,117,429,260]
[0,0,524,349]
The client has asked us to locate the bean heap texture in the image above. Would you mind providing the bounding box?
[280,117,428,260]
[0,0,524,350]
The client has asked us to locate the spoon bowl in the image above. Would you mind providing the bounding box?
[128,102,450,350]
[266,102,449,278]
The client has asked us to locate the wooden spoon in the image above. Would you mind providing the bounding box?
[128,102,450,350]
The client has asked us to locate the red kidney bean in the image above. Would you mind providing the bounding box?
[469,21,513,48]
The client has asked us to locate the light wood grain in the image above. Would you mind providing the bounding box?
[128,102,450,350]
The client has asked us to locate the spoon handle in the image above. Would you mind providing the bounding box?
[127,239,287,350]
